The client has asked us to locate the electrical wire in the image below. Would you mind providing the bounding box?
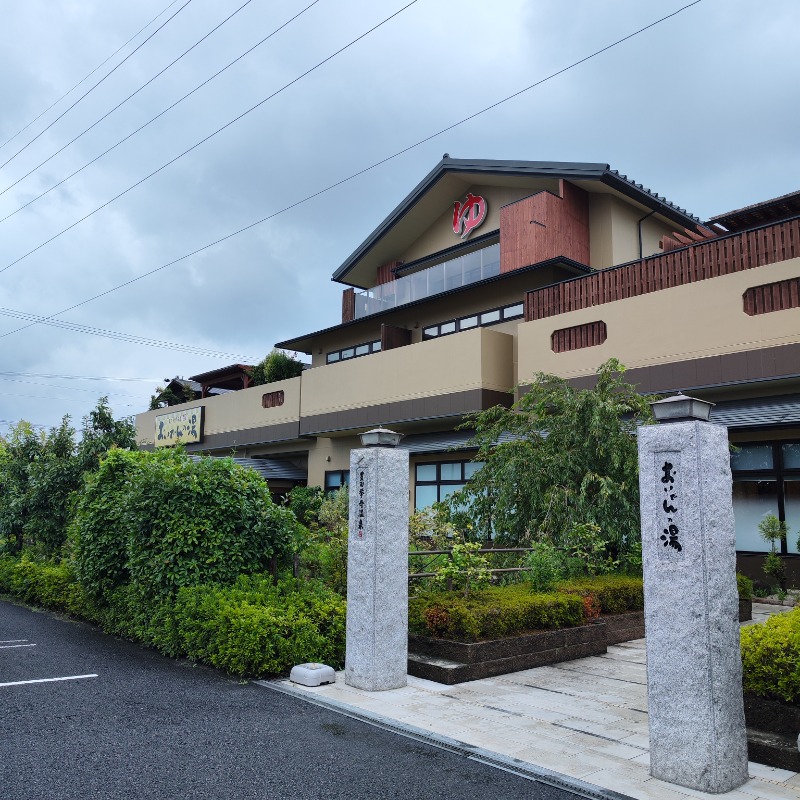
[0,376,150,398]
[0,307,257,360]
[0,371,157,383]
[0,0,702,345]
[0,0,273,203]
[0,0,322,221]
[0,0,419,275]
[0,0,194,171]
[0,0,182,153]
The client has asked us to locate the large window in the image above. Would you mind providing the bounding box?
[731,442,800,553]
[326,340,381,365]
[414,460,483,510]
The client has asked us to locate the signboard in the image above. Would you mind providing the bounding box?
[155,406,204,447]
[452,193,487,239]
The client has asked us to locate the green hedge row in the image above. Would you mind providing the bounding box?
[0,555,345,677]
[409,585,585,641]
[741,607,800,704]
[556,575,644,615]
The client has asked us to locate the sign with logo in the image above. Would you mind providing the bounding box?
[155,406,204,447]
[452,193,487,239]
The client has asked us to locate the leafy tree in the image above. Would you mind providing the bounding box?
[0,422,44,553]
[449,358,654,557]
[76,396,136,473]
[148,382,196,410]
[250,349,304,386]
[26,416,79,554]
[759,514,788,591]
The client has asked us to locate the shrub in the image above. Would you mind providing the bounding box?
[525,540,566,592]
[409,585,584,641]
[0,554,345,678]
[250,350,304,386]
[70,449,295,599]
[741,608,800,703]
[557,575,644,615]
[737,572,754,600]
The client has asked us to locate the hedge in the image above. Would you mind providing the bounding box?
[0,555,345,677]
[409,585,585,641]
[740,607,800,704]
[556,575,644,615]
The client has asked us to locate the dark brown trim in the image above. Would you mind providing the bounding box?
[380,323,412,351]
[551,321,607,353]
[550,342,800,395]
[299,389,512,436]
[341,287,355,323]
[743,277,800,316]
[183,420,301,452]
[525,217,800,321]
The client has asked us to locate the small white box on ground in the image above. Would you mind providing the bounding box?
[289,663,336,687]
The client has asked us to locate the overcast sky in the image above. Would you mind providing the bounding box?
[0,0,797,434]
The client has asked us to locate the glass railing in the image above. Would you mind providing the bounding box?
[354,243,500,319]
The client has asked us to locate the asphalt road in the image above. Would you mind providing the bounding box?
[0,599,586,800]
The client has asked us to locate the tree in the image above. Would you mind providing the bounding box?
[449,358,654,556]
[0,422,44,553]
[250,349,304,386]
[76,396,137,473]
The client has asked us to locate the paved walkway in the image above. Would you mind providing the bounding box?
[262,604,798,800]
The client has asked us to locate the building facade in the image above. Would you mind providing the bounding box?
[135,158,800,577]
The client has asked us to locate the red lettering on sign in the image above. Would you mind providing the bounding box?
[452,193,487,239]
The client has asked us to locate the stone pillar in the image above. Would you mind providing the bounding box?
[345,432,409,691]
[638,397,748,793]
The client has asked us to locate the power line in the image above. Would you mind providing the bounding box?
[0,390,138,407]
[0,376,149,398]
[0,0,182,153]
[0,0,419,275]
[0,371,158,383]
[0,0,702,345]
[0,307,258,360]
[0,0,194,171]
[0,0,270,203]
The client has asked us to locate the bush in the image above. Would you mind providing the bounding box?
[556,575,644,615]
[70,448,295,599]
[0,554,345,678]
[250,350,304,386]
[741,608,800,703]
[409,585,584,641]
[737,572,754,600]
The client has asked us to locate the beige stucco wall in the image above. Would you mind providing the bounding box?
[517,257,800,383]
[135,376,302,447]
[302,327,514,418]
[400,183,556,265]
[588,194,676,269]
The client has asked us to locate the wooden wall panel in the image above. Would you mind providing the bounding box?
[551,321,607,353]
[525,218,800,322]
[500,181,590,275]
[342,287,355,323]
[743,276,800,316]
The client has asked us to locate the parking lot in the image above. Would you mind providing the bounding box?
[0,599,585,800]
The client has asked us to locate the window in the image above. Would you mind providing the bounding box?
[324,470,350,493]
[421,301,525,340]
[327,340,381,364]
[731,442,800,553]
[414,460,484,510]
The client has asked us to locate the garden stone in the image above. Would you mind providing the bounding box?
[638,416,748,793]
[345,443,409,691]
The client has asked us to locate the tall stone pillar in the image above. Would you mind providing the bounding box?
[345,428,409,691]
[638,395,748,793]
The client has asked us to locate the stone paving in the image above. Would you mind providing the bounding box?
[269,604,798,800]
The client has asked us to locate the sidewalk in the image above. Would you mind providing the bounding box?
[260,603,798,800]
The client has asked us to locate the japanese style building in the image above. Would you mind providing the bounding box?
[135,157,800,576]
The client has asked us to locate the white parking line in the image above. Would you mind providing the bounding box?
[0,674,98,688]
[0,639,29,643]
[0,644,37,649]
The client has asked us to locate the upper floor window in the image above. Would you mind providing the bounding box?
[327,339,381,365]
[422,301,524,340]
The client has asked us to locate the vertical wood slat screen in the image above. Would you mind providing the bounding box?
[551,321,607,353]
[525,218,800,322]
[743,277,800,316]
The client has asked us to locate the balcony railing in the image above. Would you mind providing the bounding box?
[354,243,500,319]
